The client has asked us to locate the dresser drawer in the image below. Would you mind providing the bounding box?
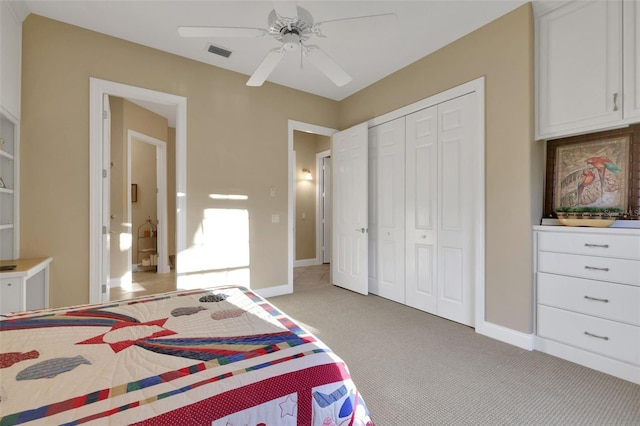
[537,305,640,366]
[538,273,640,326]
[538,252,640,286]
[537,232,640,260]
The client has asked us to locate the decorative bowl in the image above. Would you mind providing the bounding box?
[555,211,619,228]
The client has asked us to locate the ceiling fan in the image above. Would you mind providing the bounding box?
[178,2,396,87]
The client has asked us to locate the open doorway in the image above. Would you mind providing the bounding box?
[127,130,170,276]
[285,121,337,296]
[89,78,187,304]
[293,131,331,267]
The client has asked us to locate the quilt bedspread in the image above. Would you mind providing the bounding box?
[0,286,373,425]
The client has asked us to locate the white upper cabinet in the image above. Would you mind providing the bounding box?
[624,0,640,121]
[536,0,639,140]
[1,0,23,119]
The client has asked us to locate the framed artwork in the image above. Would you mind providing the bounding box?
[544,125,640,219]
[131,184,138,202]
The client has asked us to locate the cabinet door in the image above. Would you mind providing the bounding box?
[1,279,23,314]
[368,117,405,304]
[537,0,623,139]
[623,0,640,120]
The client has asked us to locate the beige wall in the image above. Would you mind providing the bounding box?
[340,3,542,333]
[20,5,541,333]
[20,14,339,308]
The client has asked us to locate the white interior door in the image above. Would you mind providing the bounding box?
[368,117,405,303]
[322,156,331,264]
[101,94,111,302]
[437,93,476,327]
[405,105,438,313]
[332,122,368,295]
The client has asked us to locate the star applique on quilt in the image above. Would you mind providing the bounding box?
[77,318,176,352]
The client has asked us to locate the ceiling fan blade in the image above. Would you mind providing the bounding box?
[178,26,267,38]
[247,48,287,86]
[305,45,352,87]
[313,13,397,38]
[272,1,298,20]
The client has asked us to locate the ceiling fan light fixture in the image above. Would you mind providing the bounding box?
[282,32,301,50]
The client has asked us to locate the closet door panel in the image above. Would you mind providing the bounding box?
[368,128,379,294]
[406,106,438,313]
[437,93,476,327]
[373,118,405,303]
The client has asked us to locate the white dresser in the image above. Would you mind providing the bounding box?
[533,226,640,384]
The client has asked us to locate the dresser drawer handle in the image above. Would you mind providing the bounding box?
[584,331,609,341]
[584,295,609,303]
[584,243,609,248]
[585,266,609,272]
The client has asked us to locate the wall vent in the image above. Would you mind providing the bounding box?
[207,44,232,58]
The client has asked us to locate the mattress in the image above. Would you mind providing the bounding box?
[0,286,374,425]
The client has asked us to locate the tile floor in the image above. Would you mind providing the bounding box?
[109,263,330,301]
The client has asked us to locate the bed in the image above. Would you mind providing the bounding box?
[0,286,374,425]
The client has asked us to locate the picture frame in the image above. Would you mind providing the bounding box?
[131,183,138,202]
[544,125,640,219]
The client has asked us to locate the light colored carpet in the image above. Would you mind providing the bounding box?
[269,265,640,425]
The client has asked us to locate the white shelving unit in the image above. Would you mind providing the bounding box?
[0,111,18,260]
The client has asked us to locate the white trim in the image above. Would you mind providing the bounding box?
[476,321,536,351]
[90,78,187,304]
[368,78,484,128]
[127,130,170,275]
[288,120,338,296]
[253,283,291,299]
[535,336,640,384]
[315,149,330,265]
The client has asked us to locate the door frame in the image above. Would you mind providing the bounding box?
[286,121,337,294]
[316,150,331,264]
[127,130,170,275]
[89,77,187,304]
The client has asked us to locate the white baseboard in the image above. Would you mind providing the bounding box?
[535,336,640,384]
[294,258,320,267]
[476,321,535,350]
[253,283,293,299]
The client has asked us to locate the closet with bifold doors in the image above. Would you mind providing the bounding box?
[368,91,479,327]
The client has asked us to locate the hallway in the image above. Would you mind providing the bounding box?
[109,264,330,300]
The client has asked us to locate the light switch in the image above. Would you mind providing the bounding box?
[269,187,276,197]
[272,214,280,223]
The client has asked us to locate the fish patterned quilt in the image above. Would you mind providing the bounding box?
[0,286,374,425]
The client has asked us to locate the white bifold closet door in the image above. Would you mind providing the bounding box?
[405,93,477,327]
[368,117,406,303]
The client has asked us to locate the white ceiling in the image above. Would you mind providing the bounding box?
[18,0,527,103]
